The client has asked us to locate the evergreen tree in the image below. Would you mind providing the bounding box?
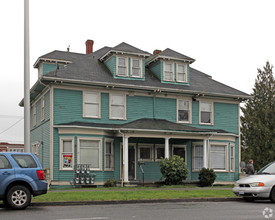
[241,61,275,171]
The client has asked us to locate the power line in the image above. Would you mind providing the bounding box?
[0,117,24,136]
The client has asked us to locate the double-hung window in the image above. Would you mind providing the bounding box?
[78,138,102,170]
[83,91,100,118]
[177,64,187,82]
[110,93,126,120]
[105,139,114,171]
[60,138,74,170]
[41,97,45,121]
[131,58,141,78]
[164,62,174,81]
[117,57,128,76]
[230,145,235,172]
[32,104,36,127]
[210,144,227,171]
[178,99,191,123]
[138,144,153,161]
[193,144,203,171]
[200,102,213,124]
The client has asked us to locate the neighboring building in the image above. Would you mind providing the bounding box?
[20,40,249,187]
[0,142,24,152]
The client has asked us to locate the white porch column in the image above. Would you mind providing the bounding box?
[123,136,129,183]
[203,139,208,168]
[165,138,170,159]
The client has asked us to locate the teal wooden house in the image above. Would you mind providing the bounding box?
[20,40,249,187]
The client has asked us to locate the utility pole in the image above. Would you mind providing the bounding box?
[24,0,30,152]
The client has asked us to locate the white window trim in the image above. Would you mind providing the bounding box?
[116,56,129,77]
[172,145,187,163]
[230,144,235,172]
[177,98,192,124]
[77,137,102,171]
[41,96,45,122]
[192,143,203,172]
[32,104,36,127]
[83,91,101,118]
[138,144,154,162]
[209,143,228,172]
[104,138,114,171]
[59,137,74,171]
[199,101,214,125]
[155,144,165,161]
[109,93,127,120]
[163,61,175,82]
[176,63,187,83]
[130,58,142,78]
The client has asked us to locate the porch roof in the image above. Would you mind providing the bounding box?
[55,118,234,135]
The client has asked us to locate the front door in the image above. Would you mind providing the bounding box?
[128,147,136,180]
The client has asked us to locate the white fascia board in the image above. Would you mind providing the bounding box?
[99,50,151,61]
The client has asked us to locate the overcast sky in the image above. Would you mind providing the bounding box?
[0,0,274,144]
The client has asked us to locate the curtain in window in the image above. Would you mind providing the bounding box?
[164,63,173,81]
[84,92,99,117]
[111,94,124,119]
[194,145,203,170]
[132,59,140,77]
[118,57,127,75]
[178,100,190,122]
[177,64,186,81]
[210,145,226,170]
[79,140,99,169]
[201,102,212,123]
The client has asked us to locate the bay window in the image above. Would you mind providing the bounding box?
[210,144,227,171]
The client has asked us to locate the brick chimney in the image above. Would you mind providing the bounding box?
[153,49,161,55]
[86,40,94,54]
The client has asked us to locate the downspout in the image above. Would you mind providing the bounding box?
[153,96,155,119]
[118,130,124,187]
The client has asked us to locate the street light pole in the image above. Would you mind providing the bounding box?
[24,0,30,152]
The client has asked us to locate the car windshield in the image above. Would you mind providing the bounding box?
[257,162,275,175]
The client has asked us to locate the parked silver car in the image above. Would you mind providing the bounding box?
[233,161,275,202]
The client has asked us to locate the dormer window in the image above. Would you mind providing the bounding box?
[164,62,174,81]
[117,56,128,76]
[177,64,187,82]
[131,58,141,78]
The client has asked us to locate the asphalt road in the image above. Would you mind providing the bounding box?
[0,200,274,220]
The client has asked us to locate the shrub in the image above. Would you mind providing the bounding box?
[104,179,116,187]
[198,168,216,187]
[159,155,188,185]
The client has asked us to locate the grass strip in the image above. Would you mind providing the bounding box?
[32,189,234,203]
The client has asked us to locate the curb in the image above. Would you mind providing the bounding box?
[29,197,242,207]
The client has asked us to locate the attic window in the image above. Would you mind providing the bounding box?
[177,64,187,82]
[164,62,174,81]
[131,58,141,78]
[117,57,128,76]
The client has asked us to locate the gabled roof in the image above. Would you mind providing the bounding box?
[33,50,85,68]
[146,48,195,66]
[99,42,151,61]
[41,44,249,99]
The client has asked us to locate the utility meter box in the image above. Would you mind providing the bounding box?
[73,164,96,186]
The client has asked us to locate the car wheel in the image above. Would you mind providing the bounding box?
[270,187,275,202]
[6,185,31,210]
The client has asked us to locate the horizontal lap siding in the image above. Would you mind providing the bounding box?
[30,91,51,169]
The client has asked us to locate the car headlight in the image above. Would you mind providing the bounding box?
[234,183,239,187]
[250,182,265,187]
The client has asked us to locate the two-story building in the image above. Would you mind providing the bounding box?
[20,40,249,187]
